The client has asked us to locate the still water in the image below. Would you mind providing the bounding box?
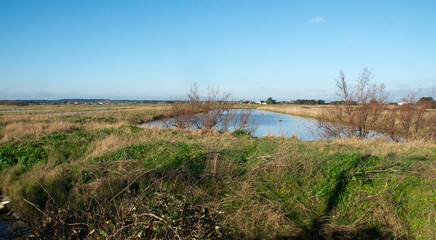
[144,109,321,141]
[0,213,31,239]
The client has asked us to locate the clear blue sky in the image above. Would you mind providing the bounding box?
[1,0,435,101]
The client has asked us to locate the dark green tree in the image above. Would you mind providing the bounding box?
[418,97,435,109]
[418,97,434,103]
[266,97,276,104]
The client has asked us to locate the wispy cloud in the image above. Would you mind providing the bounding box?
[307,16,325,24]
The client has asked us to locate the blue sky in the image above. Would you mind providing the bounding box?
[1,0,435,101]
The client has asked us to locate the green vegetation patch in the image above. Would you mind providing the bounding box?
[39,129,93,164]
[231,129,252,136]
[92,140,207,173]
[0,143,48,169]
[59,114,117,123]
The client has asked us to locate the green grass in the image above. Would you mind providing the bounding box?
[0,119,435,239]
[0,142,48,169]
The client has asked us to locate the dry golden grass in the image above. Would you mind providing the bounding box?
[330,137,436,157]
[0,103,170,116]
[0,104,171,143]
[1,114,72,142]
[220,180,296,239]
[0,103,139,112]
[85,134,130,161]
[257,104,330,119]
[0,113,128,143]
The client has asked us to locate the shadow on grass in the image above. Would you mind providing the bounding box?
[277,155,397,240]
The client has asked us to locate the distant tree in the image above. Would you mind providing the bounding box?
[418,97,435,109]
[266,97,276,104]
[294,99,326,105]
[418,97,433,102]
[329,101,344,105]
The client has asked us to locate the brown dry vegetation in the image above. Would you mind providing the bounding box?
[317,69,436,141]
[0,104,170,143]
[257,104,328,119]
[243,102,436,141]
[380,96,436,141]
[167,85,251,133]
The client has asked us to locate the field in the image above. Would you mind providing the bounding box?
[0,104,170,143]
[1,104,435,239]
[257,104,329,119]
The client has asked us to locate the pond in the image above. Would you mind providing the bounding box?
[143,109,322,141]
[0,220,8,237]
[0,214,31,239]
[1,198,32,239]
[246,110,321,140]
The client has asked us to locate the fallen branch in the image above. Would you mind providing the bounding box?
[23,198,52,222]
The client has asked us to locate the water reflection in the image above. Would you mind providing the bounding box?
[143,109,321,141]
[247,110,319,140]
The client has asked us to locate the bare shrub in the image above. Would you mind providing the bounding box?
[167,101,196,129]
[320,68,388,139]
[168,84,252,133]
[382,93,435,141]
[320,70,436,141]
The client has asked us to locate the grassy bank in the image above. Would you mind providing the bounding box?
[1,104,435,239]
[256,104,329,120]
[235,104,330,120]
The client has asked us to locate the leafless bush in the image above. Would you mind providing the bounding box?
[168,84,252,133]
[320,68,388,139]
[320,70,436,141]
[167,101,196,129]
[381,93,434,141]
